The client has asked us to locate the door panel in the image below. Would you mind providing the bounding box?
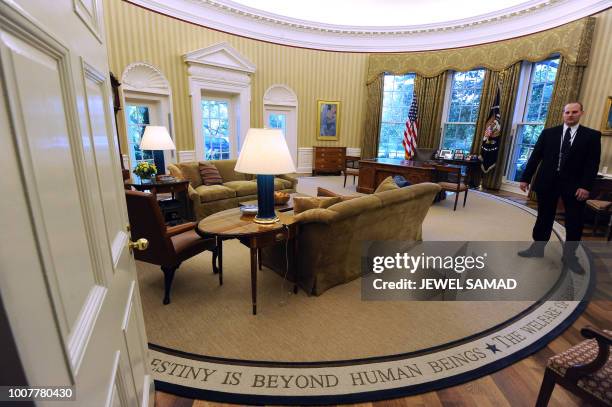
[83,61,126,264]
[0,1,150,405]
[0,26,97,335]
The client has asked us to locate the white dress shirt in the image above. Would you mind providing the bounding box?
[558,124,579,170]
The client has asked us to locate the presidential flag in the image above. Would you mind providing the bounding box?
[402,96,419,160]
[479,86,502,173]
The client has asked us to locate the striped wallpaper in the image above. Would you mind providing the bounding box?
[103,0,368,154]
[579,8,612,169]
[104,0,611,169]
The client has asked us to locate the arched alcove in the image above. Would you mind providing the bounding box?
[120,62,175,171]
[263,84,298,170]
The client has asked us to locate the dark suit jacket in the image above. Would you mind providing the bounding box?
[521,124,601,194]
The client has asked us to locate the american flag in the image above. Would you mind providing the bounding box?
[402,96,419,160]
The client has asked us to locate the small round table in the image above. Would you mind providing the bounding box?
[196,208,299,315]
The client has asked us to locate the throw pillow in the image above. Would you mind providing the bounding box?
[374,176,400,193]
[393,175,412,188]
[198,163,223,185]
[316,187,358,201]
[293,196,341,214]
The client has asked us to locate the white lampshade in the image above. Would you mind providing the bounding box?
[140,126,176,150]
[235,128,296,174]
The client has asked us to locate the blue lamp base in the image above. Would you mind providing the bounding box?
[254,174,279,224]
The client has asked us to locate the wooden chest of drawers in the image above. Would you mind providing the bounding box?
[313,146,346,175]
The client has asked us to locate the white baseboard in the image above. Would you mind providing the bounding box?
[297,147,313,173]
[178,150,196,162]
[347,147,361,157]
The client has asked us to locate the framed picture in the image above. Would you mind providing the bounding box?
[601,96,612,136]
[440,149,453,159]
[317,100,340,141]
[454,149,464,160]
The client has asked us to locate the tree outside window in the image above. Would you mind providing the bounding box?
[126,105,154,168]
[441,69,486,152]
[378,73,415,159]
[202,100,230,160]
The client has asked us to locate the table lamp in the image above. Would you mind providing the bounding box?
[235,128,296,224]
[140,125,176,175]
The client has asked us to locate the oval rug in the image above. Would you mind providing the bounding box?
[139,191,593,404]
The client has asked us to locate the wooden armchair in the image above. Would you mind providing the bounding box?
[434,164,468,211]
[125,190,219,304]
[536,326,611,406]
[343,155,360,187]
[586,191,612,236]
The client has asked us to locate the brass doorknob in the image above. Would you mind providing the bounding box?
[128,238,149,253]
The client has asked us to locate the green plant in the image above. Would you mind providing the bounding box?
[133,161,157,178]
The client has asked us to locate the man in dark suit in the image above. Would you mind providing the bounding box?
[518,102,601,271]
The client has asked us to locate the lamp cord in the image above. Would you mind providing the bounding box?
[279,224,292,305]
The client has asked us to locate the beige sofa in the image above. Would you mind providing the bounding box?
[262,182,441,295]
[168,159,297,220]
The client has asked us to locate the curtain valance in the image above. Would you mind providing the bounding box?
[366,17,595,83]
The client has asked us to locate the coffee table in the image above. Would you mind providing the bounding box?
[196,208,299,315]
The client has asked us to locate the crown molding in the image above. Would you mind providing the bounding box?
[126,0,611,52]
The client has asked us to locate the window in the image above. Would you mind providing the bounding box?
[441,69,486,152]
[506,58,559,182]
[378,73,415,158]
[202,99,230,160]
[126,104,154,168]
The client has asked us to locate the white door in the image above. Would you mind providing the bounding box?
[265,107,297,167]
[0,1,151,406]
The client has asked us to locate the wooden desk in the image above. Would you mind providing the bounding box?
[438,158,482,188]
[592,176,612,199]
[196,209,299,315]
[357,158,437,193]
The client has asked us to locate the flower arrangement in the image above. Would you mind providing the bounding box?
[133,162,157,178]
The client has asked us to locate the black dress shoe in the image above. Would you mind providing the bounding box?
[517,243,545,258]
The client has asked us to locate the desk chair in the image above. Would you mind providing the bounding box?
[125,190,218,304]
[434,165,468,211]
[536,326,611,407]
[343,155,360,187]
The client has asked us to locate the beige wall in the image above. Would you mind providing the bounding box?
[105,0,611,168]
[104,0,368,155]
[579,8,612,170]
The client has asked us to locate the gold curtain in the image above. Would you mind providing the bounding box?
[470,63,522,189]
[366,18,595,83]
[414,73,447,149]
[360,73,384,159]
[544,57,586,127]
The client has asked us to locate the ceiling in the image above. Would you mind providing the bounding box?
[226,0,533,27]
[131,0,610,51]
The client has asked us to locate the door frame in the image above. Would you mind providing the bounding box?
[263,84,299,168]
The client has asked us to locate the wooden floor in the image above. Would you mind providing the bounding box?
[154,189,611,407]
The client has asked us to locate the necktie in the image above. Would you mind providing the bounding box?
[559,127,572,171]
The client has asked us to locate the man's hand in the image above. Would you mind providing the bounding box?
[519,182,529,193]
[575,188,589,201]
